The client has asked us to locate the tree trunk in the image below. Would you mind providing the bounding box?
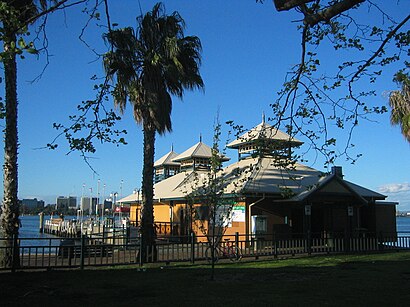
[0,31,20,269]
[139,120,157,263]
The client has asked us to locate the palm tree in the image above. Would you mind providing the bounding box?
[389,71,410,143]
[104,2,204,261]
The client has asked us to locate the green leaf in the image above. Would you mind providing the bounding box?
[26,48,38,55]
[18,38,26,49]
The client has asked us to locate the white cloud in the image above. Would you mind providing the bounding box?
[378,183,410,211]
[378,182,410,194]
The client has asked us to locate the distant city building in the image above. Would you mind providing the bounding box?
[21,198,44,209]
[80,197,98,214]
[103,199,113,211]
[56,196,77,210]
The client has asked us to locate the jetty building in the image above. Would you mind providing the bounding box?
[119,118,397,240]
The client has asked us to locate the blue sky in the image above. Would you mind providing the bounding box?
[1,1,409,210]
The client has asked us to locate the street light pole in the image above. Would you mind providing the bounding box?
[97,179,100,219]
[81,184,85,231]
[120,180,123,200]
[102,183,106,223]
[89,187,93,216]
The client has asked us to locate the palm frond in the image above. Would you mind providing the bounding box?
[389,79,410,142]
[103,1,203,131]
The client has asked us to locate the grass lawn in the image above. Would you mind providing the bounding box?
[1,252,410,306]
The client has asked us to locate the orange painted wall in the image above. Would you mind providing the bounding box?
[131,200,248,239]
[129,204,140,224]
[130,202,173,224]
[154,204,171,222]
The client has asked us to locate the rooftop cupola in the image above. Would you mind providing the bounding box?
[172,140,230,171]
[154,147,180,183]
[226,117,303,160]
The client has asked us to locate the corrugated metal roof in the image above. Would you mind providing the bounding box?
[344,181,386,199]
[172,142,229,162]
[222,157,323,195]
[172,142,212,161]
[119,157,386,204]
[226,122,303,148]
[154,150,180,167]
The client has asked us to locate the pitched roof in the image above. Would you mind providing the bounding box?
[154,150,180,167]
[120,158,325,203]
[119,157,385,204]
[221,157,323,195]
[288,173,386,203]
[118,193,139,203]
[226,121,303,148]
[172,142,229,162]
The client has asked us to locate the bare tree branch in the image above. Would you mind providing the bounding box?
[350,13,410,83]
[23,0,86,28]
[304,0,365,26]
[273,0,316,11]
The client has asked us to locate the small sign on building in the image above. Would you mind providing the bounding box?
[231,205,246,222]
[305,205,312,216]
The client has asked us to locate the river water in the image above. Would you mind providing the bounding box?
[18,215,77,248]
[19,215,410,239]
[397,216,410,234]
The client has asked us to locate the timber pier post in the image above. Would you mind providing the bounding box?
[39,212,45,233]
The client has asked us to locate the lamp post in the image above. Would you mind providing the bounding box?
[113,192,118,226]
[89,187,93,216]
[110,192,117,212]
[81,183,85,233]
[97,179,100,219]
[102,183,106,223]
[120,180,124,200]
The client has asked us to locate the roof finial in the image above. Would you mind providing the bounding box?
[262,112,265,124]
[171,143,174,152]
[199,133,202,143]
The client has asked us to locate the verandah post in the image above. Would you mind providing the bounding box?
[273,231,278,258]
[344,230,350,253]
[190,232,195,264]
[235,232,240,260]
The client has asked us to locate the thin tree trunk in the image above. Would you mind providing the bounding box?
[0,32,20,269]
[140,120,157,263]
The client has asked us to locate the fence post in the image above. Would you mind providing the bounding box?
[139,233,143,267]
[113,227,116,246]
[190,232,195,264]
[68,244,72,267]
[11,234,16,273]
[122,224,125,246]
[80,235,85,270]
[39,212,45,233]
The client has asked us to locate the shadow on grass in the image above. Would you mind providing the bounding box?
[1,252,410,306]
